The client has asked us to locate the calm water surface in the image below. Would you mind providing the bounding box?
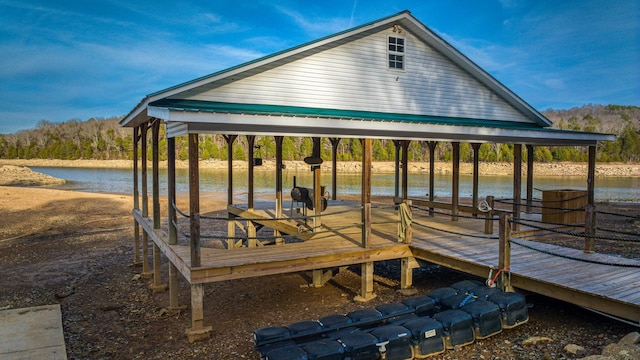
[31,167,640,203]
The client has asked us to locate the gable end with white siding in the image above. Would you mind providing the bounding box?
[121,11,614,146]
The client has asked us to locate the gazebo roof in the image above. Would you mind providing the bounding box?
[121,10,614,146]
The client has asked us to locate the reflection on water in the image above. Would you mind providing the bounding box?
[31,166,640,203]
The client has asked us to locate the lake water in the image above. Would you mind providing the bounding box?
[32,166,640,203]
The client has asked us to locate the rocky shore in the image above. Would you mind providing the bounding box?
[0,164,66,186]
[2,158,640,177]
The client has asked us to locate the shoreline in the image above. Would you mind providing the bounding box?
[1,158,639,177]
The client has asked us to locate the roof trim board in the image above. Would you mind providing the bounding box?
[151,105,613,146]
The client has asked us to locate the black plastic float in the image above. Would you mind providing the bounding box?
[254,280,529,360]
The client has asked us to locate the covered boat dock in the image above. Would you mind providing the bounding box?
[120,11,637,341]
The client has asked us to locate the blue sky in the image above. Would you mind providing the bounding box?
[0,0,638,134]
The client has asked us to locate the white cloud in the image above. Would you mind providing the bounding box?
[436,30,523,73]
[274,5,351,37]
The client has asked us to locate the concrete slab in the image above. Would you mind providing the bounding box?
[0,304,67,360]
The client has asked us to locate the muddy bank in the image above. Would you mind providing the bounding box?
[0,186,638,359]
[2,158,639,177]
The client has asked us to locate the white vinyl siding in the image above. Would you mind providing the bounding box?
[181,28,530,123]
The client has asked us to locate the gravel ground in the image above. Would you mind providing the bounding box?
[0,186,638,359]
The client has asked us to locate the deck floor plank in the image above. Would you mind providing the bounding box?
[141,201,640,322]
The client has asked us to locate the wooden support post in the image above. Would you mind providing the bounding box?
[189,134,201,268]
[587,145,596,208]
[484,195,495,234]
[312,267,347,288]
[401,258,413,291]
[526,145,534,214]
[452,142,460,221]
[428,141,437,217]
[167,136,180,309]
[247,135,255,211]
[152,120,160,229]
[584,204,596,253]
[393,140,401,199]
[224,135,236,206]
[471,143,481,217]
[141,122,149,218]
[312,137,322,231]
[150,120,166,293]
[275,136,284,245]
[132,126,141,265]
[140,122,152,278]
[330,138,340,200]
[401,140,410,200]
[224,135,237,249]
[498,213,513,292]
[185,284,212,343]
[167,137,177,245]
[585,146,597,253]
[401,199,412,244]
[361,138,372,249]
[512,144,522,231]
[168,264,181,310]
[399,198,417,294]
[355,262,376,302]
[247,135,257,247]
[400,257,420,294]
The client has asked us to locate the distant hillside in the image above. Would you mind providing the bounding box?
[0,104,638,163]
[543,104,640,133]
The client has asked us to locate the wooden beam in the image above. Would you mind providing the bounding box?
[526,145,534,214]
[189,134,201,268]
[428,141,437,217]
[189,243,412,284]
[471,143,481,217]
[330,138,340,200]
[452,142,460,221]
[361,138,372,249]
[513,144,522,231]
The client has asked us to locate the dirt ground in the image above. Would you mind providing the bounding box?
[0,186,639,359]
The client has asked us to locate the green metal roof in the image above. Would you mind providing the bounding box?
[149,98,542,130]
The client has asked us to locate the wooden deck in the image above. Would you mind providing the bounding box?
[136,200,640,323]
